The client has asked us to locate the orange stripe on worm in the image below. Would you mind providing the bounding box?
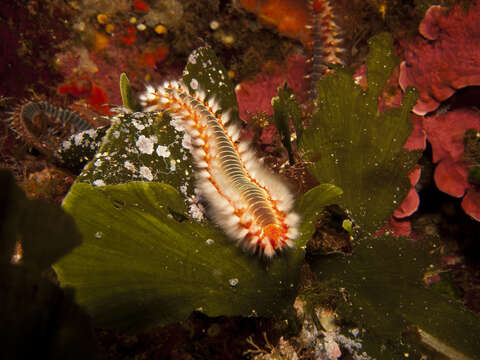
[140,81,299,257]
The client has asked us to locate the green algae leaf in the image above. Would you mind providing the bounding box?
[55,181,303,331]
[301,33,421,233]
[120,73,141,112]
[311,233,480,359]
[182,46,239,122]
[295,184,343,247]
[365,33,398,103]
[272,84,302,164]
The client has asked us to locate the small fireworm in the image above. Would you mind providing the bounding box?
[140,81,299,257]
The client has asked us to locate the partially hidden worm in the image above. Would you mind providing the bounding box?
[21,101,92,132]
[8,100,92,155]
[140,81,300,257]
[307,0,344,98]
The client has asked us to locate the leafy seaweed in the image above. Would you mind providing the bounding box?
[311,233,480,359]
[295,184,343,247]
[272,83,303,164]
[56,181,305,331]
[120,72,141,112]
[301,33,421,233]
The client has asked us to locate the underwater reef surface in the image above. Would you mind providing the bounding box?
[1,1,480,359]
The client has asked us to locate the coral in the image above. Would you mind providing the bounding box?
[20,165,75,204]
[136,46,169,68]
[399,2,480,115]
[393,166,421,218]
[423,109,480,221]
[133,0,149,12]
[58,77,111,115]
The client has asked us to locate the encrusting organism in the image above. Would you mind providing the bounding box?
[140,81,300,257]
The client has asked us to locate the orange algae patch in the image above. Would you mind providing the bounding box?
[58,78,110,115]
[240,0,310,45]
[93,32,110,52]
[89,83,111,115]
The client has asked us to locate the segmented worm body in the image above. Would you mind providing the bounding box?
[21,101,92,132]
[307,0,344,97]
[8,100,92,155]
[140,82,299,257]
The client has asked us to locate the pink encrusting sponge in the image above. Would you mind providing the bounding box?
[140,81,300,257]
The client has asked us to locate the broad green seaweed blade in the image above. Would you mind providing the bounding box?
[301,33,421,234]
[56,181,303,331]
[295,184,344,247]
[55,180,342,331]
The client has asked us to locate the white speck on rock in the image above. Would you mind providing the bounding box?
[189,202,205,221]
[132,120,145,131]
[93,179,105,186]
[190,78,199,90]
[156,145,170,157]
[139,166,153,181]
[124,161,136,172]
[136,135,154,154]
[228,278,239,287]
